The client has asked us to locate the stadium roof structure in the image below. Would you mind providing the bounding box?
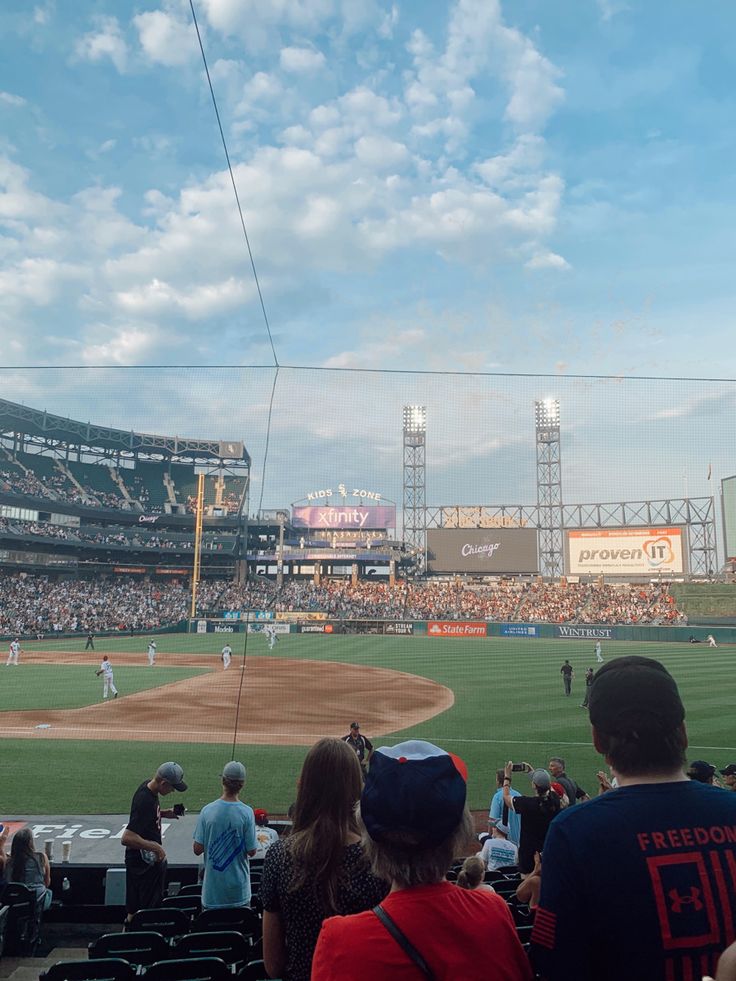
[0,398,250,465]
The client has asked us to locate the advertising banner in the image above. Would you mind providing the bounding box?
[292,505,396,530]
[554,624,614,640]
[565,527,686,576]
[246,622,290,634]
[427,621,488,637]
[275,611,327,621]
[500,624,539,637]
[426,528,539,574]
[385,622,415,635]
[300,623,327,633]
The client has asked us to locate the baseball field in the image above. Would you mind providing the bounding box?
[1,633,731,815]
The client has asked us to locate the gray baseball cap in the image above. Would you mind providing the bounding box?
[156,762,187,792]
[530,768,551,791]
[222,761,246,782]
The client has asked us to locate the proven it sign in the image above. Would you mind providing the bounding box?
[565,527,686,576]
[427,621,488,637]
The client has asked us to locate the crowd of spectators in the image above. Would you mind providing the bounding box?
[0,458,245,514]
[0,518,235,552]
[0,574,227,635]
[0,573,687,637]
[213,577,686,625]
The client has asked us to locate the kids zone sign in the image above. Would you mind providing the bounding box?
[565,527,686,576]
[292,485,395,530]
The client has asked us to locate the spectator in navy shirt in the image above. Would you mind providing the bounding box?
[532,656,736,981]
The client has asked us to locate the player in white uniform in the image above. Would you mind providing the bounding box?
[595,641,604,663]
[147,640,157,666]
[6,638,20,666]
[707,634,718,648]
[96,655,119,699]
[221,644,232,670]
[264,624,278,650]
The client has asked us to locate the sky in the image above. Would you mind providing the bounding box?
[1,1,736,529]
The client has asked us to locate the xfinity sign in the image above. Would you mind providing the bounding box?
[427,528,539,574]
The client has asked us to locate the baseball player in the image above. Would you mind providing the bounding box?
[264,623,278,650]
[594,641,604,663]
[707,634,718,648]
[147,639,157,666]
[96,655,119,699]
[221,643,232,670]
[6,638,20,666]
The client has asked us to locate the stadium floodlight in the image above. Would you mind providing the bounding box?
[535,398,560,426]
[403,405,427,434]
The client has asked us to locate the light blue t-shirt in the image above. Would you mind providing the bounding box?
[489,787,522,847]
[194,799,257,909]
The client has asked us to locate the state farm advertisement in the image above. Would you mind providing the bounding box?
[565,527,686,576]
[427,621,488,638]
[426,528,539,574]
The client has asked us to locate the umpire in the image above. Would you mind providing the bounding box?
[342,722,373,774]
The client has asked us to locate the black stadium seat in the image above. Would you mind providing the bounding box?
[173,930,251,968]
[129,906,191,939]
[162,894,202,916]
[0,882,40,956]
[40,958,136,981]
[88,930,170,968]
[144,957,232,981]
[193,906,262,939]
[236,959,270,981]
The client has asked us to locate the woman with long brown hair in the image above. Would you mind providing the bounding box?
[8,828,52,910]
[261,737,388,981]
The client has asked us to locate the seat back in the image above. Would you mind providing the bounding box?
[177,884,203,898]
[1,882,39,956]
[193,906,261,939]
[89,930,170,966]
[129,906,190,939]
[236,959,269,981]
[40,957,137,981]
[162,894,201,916]
[0,905,9,959]
[174,930,251,967]
[144,956,232,981]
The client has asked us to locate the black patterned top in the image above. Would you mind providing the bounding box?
[261,839,388,981]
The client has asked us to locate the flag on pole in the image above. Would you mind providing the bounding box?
[707,463,712,480]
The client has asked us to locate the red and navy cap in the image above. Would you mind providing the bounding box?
[361,740,467,847]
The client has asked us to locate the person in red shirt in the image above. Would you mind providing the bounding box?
[312,739,532,981]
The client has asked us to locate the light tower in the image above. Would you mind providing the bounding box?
[535,398,563,578]
[403,405,427,560]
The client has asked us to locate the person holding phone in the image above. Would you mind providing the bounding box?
[502,762,560,877]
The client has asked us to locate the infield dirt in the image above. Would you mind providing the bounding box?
[0,651,454,745]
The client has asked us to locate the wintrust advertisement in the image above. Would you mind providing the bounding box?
[426,528,539,574]
[427,621,488,637]
[565,527,686,576]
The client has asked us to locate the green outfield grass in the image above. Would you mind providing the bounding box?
[0,664,209,711]
[2,633,733,815]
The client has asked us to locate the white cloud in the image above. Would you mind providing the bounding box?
[0,92,27,108]
[133,9,197,67]
[279,46,326,73]
[323,327,427,368]
[525,251,570,271]
[75,16,129,74]
[354,135,409,169]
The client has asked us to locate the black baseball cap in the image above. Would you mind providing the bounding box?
[350,722,360,729]
[687,760,716,783]
[588,656,685,737]
[720,764,736,776]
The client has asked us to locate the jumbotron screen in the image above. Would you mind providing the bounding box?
[426,528,539,574]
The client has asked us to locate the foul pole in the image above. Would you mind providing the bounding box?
[190,473,205,619]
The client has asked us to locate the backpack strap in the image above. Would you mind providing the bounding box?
[372,904,436,979]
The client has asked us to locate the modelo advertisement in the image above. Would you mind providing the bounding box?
[565,527,686,576]
[426,528,539,574]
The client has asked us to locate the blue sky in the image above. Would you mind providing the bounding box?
[1,1,735,529]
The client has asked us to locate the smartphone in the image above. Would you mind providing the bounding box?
[511,763,527,772]
[173,803,186,817]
